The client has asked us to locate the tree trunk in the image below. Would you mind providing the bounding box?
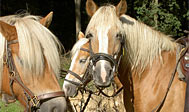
[154,0,158,28]
[0,0,2,16]
[75,0,81,41]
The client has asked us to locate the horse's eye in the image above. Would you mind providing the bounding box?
[79,59,87,63]
[86,33,93,38]
[116,33,122,39]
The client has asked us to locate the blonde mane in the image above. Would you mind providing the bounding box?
[85,4,177,75]
[120,14,177,72]
[71,38,89,59]
[0,13,62,80]
[86,5,125,36]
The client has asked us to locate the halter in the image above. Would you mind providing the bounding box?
[4,40,65,112]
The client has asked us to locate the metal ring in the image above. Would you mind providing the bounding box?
[10,71,16,77]
[31,95,40,107]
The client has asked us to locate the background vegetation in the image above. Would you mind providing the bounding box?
[0,0,188,111]
[1,0,188,51]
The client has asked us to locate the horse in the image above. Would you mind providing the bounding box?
[63,31,123,97]
[63,32,90,97]
[85,0,186,111]
[0,12,67,112]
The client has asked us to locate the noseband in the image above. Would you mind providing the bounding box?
[64,36,125,91]
[88,37,125,81]
[4,40,65,112]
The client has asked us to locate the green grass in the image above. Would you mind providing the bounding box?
[0,100,24,112]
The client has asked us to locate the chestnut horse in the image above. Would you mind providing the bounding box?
[63,32,122,97]
[0,12,67,112]
[63,32,90,97]
[85,0,186,111]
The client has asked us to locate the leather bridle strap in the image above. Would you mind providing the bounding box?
[64,65,92,87]
[64,47,92,87]
[5,40,65,111]
[184,42,189,112]
[80,48,90,53]
[7,40,18,45]
[97,86,123,97]
[37,91,65,100]
[91,53,117,65]
[67,70,83,83]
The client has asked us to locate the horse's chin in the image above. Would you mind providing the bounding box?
[63,83,78,97]
[37,97,67,112]
[94,80,111,88]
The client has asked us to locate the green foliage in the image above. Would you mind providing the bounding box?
[0,100,24,112]
[183,10,189,21]
[134,0,183,37]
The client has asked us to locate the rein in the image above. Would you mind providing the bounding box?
[4,40,65,112]
[152,38,189,112]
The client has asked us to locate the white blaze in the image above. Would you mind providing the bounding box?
[65,50,79,81]
[97,26,110,82]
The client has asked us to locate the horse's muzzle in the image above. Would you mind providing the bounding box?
[36,97,67,112]
[92,60,113,87]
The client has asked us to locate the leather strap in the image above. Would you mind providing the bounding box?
[67,70,83,83]
[80,48,90,53]
[5,40,65,111]
[152,46,186,112]
[7,40,18,45]
[38,91,65,100]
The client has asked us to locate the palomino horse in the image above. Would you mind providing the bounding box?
[63,32,123,97]
[63,32,90,97]
[0,12,67,112]
[85,0,186,111]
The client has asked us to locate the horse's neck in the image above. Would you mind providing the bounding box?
[129,50,185,111]
[122,15,176,72]
[133,50,176,82]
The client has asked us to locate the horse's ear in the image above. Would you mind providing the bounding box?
[78,31,85,40]
[40,11,53,28]
[116,0,127,16]
[86,0,98,17]
[0,21,17,41]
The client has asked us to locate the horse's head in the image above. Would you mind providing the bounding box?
[0,12,67,112]
[63,32,90,97]
[85,0,127,87]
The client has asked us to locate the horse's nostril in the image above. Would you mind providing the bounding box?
[52,107,58,112]
[66,86,71,93]
[109,70,112,76]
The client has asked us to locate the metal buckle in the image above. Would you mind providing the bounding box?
[3,58,7,64]
[10,71,16,77]
[184,55,189,61]
[179,47,186,56]
[31,95,40,107]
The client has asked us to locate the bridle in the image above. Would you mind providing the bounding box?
[3,40,65,112]
[64,34,125,93]
[64,48,93,89]
[87,36,125,83]
[64,35,125,112]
